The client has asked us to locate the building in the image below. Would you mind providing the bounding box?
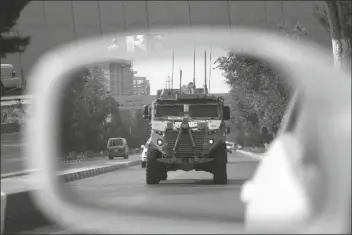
[93,60,134,99]
[109,60,134,97]
[132,76,150,95]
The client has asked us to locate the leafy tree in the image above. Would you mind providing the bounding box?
[1,1,31,94]
[59,66,126,156]
[0,0,31,58]
[215,24,305,146]
[314,1,351,73]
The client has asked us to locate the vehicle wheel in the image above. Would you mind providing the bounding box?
[124,153,128,159]
[212,144,227,185]
[108,155,113,160]
[141,161,146,168]
[146,149,161,184]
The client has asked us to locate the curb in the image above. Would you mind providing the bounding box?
[1,169,39,180]
[2,160,141,234]
[59,160,141,183]
[1,154,141,179]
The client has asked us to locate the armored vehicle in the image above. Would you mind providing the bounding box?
[142,87,231,184]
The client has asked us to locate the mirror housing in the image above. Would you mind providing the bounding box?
[223,106,230,121]
[141,145,145,149]
[142,105,150,119]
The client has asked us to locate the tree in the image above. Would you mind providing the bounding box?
[0,1,31,58]
[1,1,31,94]
[215,24,305,146]
[314,1,351,73]
[59,66,126,156]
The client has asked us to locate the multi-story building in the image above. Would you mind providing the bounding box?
[109,60,134,97]
[93,60,134,99]
[132,76,150,95]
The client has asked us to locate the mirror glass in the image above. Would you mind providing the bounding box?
[54,37,295,232]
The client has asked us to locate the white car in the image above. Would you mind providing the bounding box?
[1,64,22,90]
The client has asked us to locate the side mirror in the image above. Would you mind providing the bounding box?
[223,106,230,121]
[226,127,230,134]
[142,105,150,119]
[141,145,145,149]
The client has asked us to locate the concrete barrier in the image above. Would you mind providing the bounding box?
[1,159,141,234]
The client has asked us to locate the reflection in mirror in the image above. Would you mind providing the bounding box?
[56,43,295,232]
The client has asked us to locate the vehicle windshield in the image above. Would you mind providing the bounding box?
[155,105,184,117]
[189,105,218,118]
[108,139,123,147]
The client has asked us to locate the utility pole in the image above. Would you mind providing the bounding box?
[209,50,212,94]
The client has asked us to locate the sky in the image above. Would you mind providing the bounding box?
[132,48,231,95]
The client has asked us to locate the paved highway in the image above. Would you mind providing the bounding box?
[1,133,25,174]
[1,132,141,175]
[17,152,259,234]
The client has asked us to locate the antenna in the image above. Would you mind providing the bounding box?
[166,76,171,89]
[171,49,175,89]
[179,69,183,92]
[204,50,207,94]
[193,47,196,88]
[209,50,212,94]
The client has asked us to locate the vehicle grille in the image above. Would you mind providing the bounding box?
[164,130,205,157]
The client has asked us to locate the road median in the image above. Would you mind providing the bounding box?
[1,159,141,234]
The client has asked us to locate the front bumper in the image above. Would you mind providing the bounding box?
[152,129,223,159]
[109,150,125,157]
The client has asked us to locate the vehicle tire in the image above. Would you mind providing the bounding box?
[124,153,128,159]
[212,144,228,185]
[141,161,146,168]
[146,149,161,184]
[108,155,113,160]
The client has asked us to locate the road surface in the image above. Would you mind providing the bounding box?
[17,152,259,234]
[1,132,141,175]
[1,133,25,174]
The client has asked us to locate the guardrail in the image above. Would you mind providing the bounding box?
[1,96,31,107]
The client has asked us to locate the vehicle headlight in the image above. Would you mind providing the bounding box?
[154,130,163,135]
[157,139,163,146]
[208,139,214,145]
[208,130,217,135]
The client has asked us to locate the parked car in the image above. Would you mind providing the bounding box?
[1,64,22,91]
[107,137,129,160]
